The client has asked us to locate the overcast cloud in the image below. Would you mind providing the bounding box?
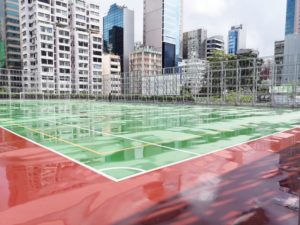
[97,0,287,56]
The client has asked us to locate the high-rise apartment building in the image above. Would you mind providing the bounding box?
[275,40,285,64]
[206,36,225,59]
[102,54,121,96]
[228,25,246,55]
[144,0,183,68]
[69,1,102,95]
[285,0,300,35]
[103,4,134,73]
[0,0,21,69]
[20,0,102,94]
[183,29,207,60]
[274,40,285,84]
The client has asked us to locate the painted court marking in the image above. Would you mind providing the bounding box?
[0,126,119,183]
[1,124,299,182]
[99,167,146,173]
[43,118,201,156]
[4,120,200,157]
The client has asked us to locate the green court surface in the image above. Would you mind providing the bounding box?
[0,100,300,181]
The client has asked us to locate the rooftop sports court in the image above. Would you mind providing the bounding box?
[0,100,299,224]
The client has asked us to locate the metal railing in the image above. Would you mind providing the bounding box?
[1,56,300,107]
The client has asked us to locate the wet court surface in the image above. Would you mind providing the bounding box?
[0,100,299,224]
[0,100,300,181]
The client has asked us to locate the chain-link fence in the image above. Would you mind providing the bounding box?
[1,56,300,107]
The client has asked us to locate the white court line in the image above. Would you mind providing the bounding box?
[42,119,200,157]
[39,119,300,182]
[115,126,300,182]
[99,167,146,173]
[2,112,300,182]
[0,126,119,183]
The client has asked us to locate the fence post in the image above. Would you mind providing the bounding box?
[235,61,239,105]
[252,58,257,106]
[8,70,11,100]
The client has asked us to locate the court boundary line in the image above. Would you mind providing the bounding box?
[15,117,300,183]
[0,126,120,182]
[1,104,300,183]
[1,123,300,183]
[99,167,146,172]
[115,126,300,182]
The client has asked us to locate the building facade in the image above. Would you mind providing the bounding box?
[0,0,21,69]
[129,45,162,95]
[206,36,225,59]
[228,24,246,55]
[274,41,285,84]
[129,45,162,75]
[179,58,207,95]
[102,54,121,96]
[69,0,102,95]
[103,4,134,73]
[144,0,183,68]
[283,33,300,84]
[183,29,207,60]
[285,0,300,35]
[20,0,102,94]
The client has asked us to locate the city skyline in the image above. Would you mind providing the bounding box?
[100,0,286,56]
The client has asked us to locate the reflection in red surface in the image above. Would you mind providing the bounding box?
[0,128,299,225]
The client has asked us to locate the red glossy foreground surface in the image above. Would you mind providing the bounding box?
[0,128,299,225]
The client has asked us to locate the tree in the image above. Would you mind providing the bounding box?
[200,50,264,97]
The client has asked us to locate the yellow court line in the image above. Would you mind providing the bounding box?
[24,123,202,154]
[5,121,202,157]
[8,123,108,156]
[6,122,154,156]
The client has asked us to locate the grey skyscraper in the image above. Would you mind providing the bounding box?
[144,0,183,68]
[183,29,207,60]
[103,4,134,73]
[274,40,285,84]
[0,0,21,69]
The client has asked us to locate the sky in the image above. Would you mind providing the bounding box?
[98,0,287,56]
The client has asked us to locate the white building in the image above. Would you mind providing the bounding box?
[102,54,121,96]
[69,0,102,95]
[20,0,57,93]
[206,36,225,59]
[20,0,102,95]
[179,58,207,95]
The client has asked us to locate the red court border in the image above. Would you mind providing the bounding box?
[0,127,299,225]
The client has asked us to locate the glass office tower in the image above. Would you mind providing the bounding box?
[103,4,134,73]
[144,0,182,69]
[284,0,300,35]
[0,0,21,69]
[228,25,246,55]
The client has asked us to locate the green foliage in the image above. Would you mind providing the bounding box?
[208,50,237,62]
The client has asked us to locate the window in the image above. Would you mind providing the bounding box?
[6,3,19,10]
[76,14,85,20]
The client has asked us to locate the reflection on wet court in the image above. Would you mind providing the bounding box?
[0,100,300,180]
